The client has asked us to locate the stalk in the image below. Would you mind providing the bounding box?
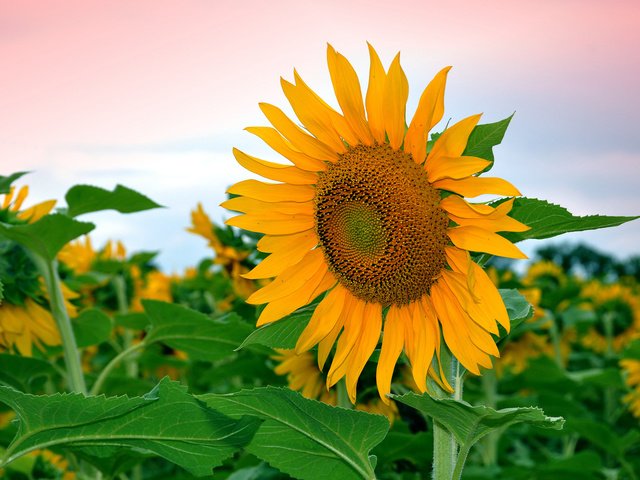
[113,275,138,378]
[34,255,87,394]
[432,358,463,480]
[480,368,499,466]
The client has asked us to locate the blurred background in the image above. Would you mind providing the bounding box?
[2,0,639,271]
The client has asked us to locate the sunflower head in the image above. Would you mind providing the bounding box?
[225,44,528,403]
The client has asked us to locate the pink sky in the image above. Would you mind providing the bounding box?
[2,0,639,270]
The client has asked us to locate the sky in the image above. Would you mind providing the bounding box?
[2,0,639,272]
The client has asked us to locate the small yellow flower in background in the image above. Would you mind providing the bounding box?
[1,185,56,224]
[522,260,566,289]
[620,359,640,418]
[58,236,96,274]
[131,269,173,311]
[224,44,529,403]
[580,282,640,353]
[0,184,78,356]
[272,348,400,423]
[188,203,256,299]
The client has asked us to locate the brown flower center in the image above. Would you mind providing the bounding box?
[314,143,449,306]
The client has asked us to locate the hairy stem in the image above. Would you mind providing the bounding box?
[35,256,87,394]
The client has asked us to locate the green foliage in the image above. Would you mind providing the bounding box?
[0,378,261,476]
[0,172,29,195]
[238,302,317,350]
[72,308,113,348]
[392,392,563,453]
[462,114,513,166]
[202,387,389,480]
[497,197,638,243]
[65,184,163,217]
[0,214,94,261]
[499,288,533,332]
[0,355,57,393]
[143,300,254,362]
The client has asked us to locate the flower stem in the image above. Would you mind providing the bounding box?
[90,341,146,396]
[432,357,463,480]
[113,275,138,378]
[35,256,87,395]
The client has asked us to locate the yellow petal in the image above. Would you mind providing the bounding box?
[383,53,409,150]
[227,179,315,203]
[426,156,491,182]
[243,235,317,280]
[260,103,339,162]
[256,230,318,254]
[409,301,437,392]
[449,213,529,233]
[255,260,330,326]
[233,148,318,185]
[246,126,327,172]
[427,114,481,162]
[405,66,451,164]
[248,249,325,304]
[430,281,481,375]
[470,261,510,331]
[345,302,382,403]
[281,77,347,153]
[440,195,498,217]
[442,270,499,334]
[18,200,57,223]
[221,196,314,216]
[226,212,314,235]
[318,313,345,371]
[13,186,29,211]
[433,177,521,198]
[448,225,527,259]
[376,305,405,403]
[293,70,359,146]
[327,298,367,385]
[327,44,373,145]
[365,43,387,144]
[296,284,348,352]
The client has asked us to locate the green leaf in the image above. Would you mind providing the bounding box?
[392,392,563,453]
[202,387,389,480]
[72,308,113,348]
[0,278,3,303]
[372,423,432,470]
[622,339,640,360]
[496,197,638,243]
[65,184,163,217]
[143,300,255,361]
[499,288,533,332]
[0,214,94,260]
[114,312,150,330]
[462,115,513,165]
[0,354,57,392]
[0,378,260,476]
[0,172,29,194]
[238,302,316,350]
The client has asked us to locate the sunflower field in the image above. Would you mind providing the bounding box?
[1,45,639,480]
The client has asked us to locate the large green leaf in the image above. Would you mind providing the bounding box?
[0,172,29,194]
[238,302,316,350]
[0,214,94,260]
[462,115,513,166]
[65,184,163,217]
[392,392,563,451]
[202,387,389,480]
[72,308,113,348]
[143,300,255,361]
[497,197,638,243]
[0,354,57,393]
[0,378,260,476]
[499,288,533,333]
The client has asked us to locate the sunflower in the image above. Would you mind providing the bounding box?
[188,203,256,299]
[225,44,528,403]
[620,359,640,418]
[580,282,640,353]
[272,348,400,423]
